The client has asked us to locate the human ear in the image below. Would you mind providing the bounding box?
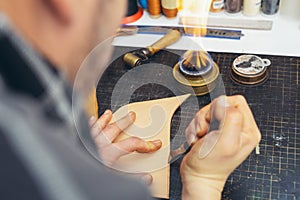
[43,0,73,24]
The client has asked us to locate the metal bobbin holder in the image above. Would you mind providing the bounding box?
[230,54,271,85]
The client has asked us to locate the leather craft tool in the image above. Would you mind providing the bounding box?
[123,28,182,67]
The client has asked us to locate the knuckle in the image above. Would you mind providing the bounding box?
[129,137,144,148]
[244,127,261,144]
[255,131,262,143]
[123,114,134,123]
[106,123,121,133]
[184,126,191,136]
[234,95,247,104]
[196,111,205,123]
[95,135,110,148]
[198,107,206,117]
[198,104,210,116]
[245,126,257,134]
[225,108,242,124]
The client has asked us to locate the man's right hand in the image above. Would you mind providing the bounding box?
[181,95,261,199]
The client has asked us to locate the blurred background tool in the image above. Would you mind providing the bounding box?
[119,25,244,40]
[123,28,182,67]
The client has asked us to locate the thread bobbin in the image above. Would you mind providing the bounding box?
[161,0,178,18]
[148,0,162,18]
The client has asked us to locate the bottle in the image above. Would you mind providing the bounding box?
[225,0,242,14]
[210,0,224,13]
[162,0,178,18]
[243,0,262,16]
[261,0,280,15]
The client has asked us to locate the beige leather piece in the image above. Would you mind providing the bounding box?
[85,88,98,118]
[111,94,191,198]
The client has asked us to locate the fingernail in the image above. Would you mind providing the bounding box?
[89,116,96,122]
[187,134,196,145]
[195,123,201,134]
[104,110,111,115]
[89,116,96,125]
[152,139,162,146]
[129,111,136,120]
[205,111,211,121]
[141,174,153,185]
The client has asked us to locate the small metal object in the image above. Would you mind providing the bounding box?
[230,54,271,85]
[123,29,182,67]
[123,49,149,67]
[173,51,220,96]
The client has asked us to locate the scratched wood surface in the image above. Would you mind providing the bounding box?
[96,46,300,200]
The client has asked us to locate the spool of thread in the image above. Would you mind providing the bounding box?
[122,0,143,24]
[139,0,148,9]
[162,0,178,18]
[210,0,224,13]
[225,0,242,14]
[243,0,262,16]
[261,0,280,15]
[126,0,139,17]
[148,0,162,18]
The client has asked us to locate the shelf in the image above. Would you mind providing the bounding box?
[129,10,275,30]
[113,9,300,57]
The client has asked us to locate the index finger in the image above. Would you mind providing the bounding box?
[206,95,258,133]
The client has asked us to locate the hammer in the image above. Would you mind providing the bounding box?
[123,29,182,67]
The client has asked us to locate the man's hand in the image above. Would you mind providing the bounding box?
[181,95,261,199]
[89,110,162,184]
